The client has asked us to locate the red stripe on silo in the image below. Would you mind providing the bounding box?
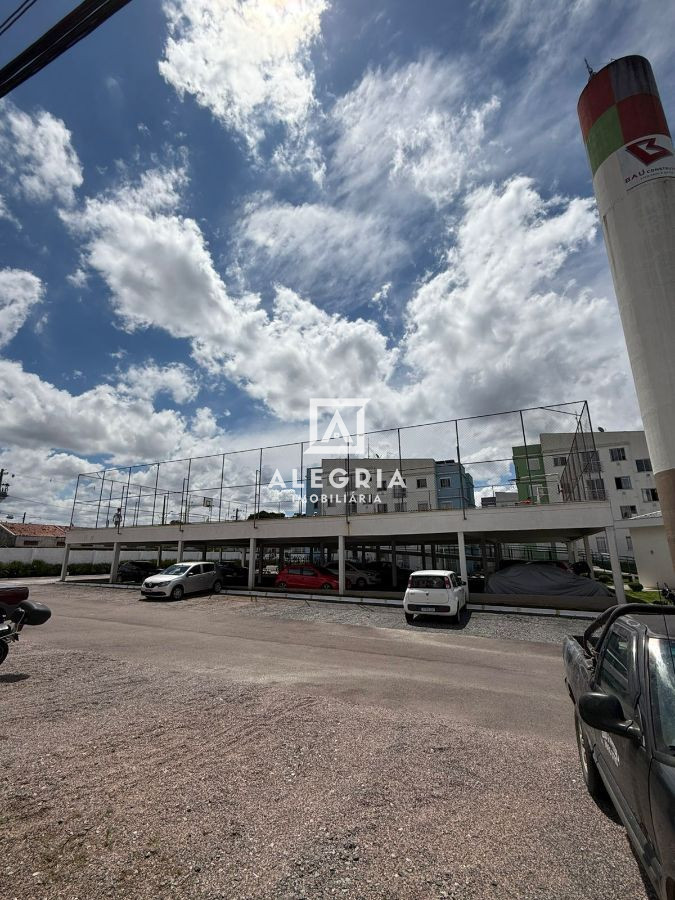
[618,93,671,144]
[578,67,615,141]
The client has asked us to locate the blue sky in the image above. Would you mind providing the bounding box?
[0,0,673,522]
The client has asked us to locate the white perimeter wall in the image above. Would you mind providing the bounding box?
[0,548,243,566]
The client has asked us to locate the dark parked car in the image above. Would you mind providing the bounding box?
[275,565,338,591]
[216,563,248,586]
[563,604,675,900]
[117,561,160,583]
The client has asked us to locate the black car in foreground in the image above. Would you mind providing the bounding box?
[563,604,675,900]
[117,561,161,583]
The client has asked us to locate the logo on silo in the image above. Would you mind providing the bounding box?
[625,137,673,166]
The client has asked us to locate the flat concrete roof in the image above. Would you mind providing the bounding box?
[66,501,613,549]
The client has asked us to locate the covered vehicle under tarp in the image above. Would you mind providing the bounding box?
[485,563,612,597]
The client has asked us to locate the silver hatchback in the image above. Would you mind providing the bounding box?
[141,562,222,601]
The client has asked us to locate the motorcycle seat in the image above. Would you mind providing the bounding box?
[0,585,29,605]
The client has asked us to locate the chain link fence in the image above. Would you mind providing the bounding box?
[70,401,602,527]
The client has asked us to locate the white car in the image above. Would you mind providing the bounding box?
[141,562,222,601]
[403,570,467,624]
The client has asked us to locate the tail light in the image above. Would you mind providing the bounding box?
[407,576,413,588]
[444,576,451,588]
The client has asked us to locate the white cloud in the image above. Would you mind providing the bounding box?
[0,268,44,347]
[331,57,499,208]
[117,361,200,405]
[401,176,636,425]
[159,0,327,154]
[0,195,20,228]
[235,197,407,306]
[0,101,82,207]
[66,268,88,288]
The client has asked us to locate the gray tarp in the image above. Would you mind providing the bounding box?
[486,563,612,597]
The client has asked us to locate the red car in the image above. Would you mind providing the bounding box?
[275,565,339,591]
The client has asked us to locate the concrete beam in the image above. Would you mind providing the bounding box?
[457,531,469,587]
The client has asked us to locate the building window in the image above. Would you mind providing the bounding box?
[610,447,626,462]
[553,456,567,467]
[615,476,632,490]
[587,477,606,500]
[626,536,633,552]
[527,457,541,471]
[392,485,406,499]
[641,488,659,502]
[394,502,406,512]
[375,503,388,514]
[416,478,427,489]
[620,505,637,519]
[581,449,601,471]
[439,477,451,488]
[417,501,430,511]
[636,458,652,472]
[22,540,39,546]
[596,535,608,554]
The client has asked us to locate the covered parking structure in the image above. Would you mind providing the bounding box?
[62,500,626,605]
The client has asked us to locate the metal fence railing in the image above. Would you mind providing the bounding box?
[69,401,604,528]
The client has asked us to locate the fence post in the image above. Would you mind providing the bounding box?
[519,411,535,501]
[70,474,81,527]
[94,471,106,528]
[122,467,131,526]
[151,463,160,525]
[218,454,225,522]
[455,420,466,520]
[184,458,192,524]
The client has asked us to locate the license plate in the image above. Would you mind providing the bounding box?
[420,606,435,612]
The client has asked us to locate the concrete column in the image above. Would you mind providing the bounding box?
[201,545,207,561]
[60,546,70,582]
[258,544,264,583]
[457,531,469,588]
[421,543,427,569]
[109,542,121,584]
[480,537,487,574]
[248,538,256,590]
[338,535,346,596]
[430,543,437,569]
[177,539,184,562]
[391,540,397,588]
[566,540,577,564]
[606,527,626,604]
[583,536,595,579]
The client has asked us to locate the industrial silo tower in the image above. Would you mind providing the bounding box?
[578,55,675,572]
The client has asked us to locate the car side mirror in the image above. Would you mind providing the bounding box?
[579,691,641,741]
[461,580,467,586]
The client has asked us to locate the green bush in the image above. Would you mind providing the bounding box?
[628,580,643,592]
[596,573,612,584]
[0,560,62,578]
[67,562,111,575]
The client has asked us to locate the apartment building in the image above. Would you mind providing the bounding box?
[305,458,474,516]
[540,430,658,558]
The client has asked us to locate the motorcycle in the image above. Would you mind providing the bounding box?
[0,584,51,666]
[658,582,675,604]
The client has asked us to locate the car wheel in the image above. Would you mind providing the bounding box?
[405,612,414,624]
[170,585,184,601]
[575,711,606,801]
[277,581,287,589]
[321,582,334,590]
[212,580,222,594]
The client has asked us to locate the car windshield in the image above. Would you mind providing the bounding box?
[649,638,675,755]
[162,564,191,575]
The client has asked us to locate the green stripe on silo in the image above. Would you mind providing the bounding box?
[586,105,623,174]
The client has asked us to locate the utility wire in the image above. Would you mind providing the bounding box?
[0,0,133,99]
[0,0,39,38]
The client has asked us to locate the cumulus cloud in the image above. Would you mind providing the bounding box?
[159,0,327,155]
[401,176,634,423]
[0,100,82,207]
[117,361,200,405]
[0,268,44,347]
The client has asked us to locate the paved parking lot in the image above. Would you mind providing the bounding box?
[0,584,646,899]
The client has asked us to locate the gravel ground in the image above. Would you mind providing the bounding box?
[1,601,646,900]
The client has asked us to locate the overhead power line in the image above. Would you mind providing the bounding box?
[0,0,40,38]
[0,0,133,99]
